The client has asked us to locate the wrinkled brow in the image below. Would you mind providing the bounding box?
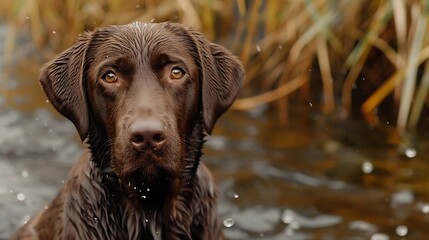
[94,56,136,76]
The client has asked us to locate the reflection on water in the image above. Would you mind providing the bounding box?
[2,38,429,240]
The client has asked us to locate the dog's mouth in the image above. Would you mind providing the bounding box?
[112,147,179,182]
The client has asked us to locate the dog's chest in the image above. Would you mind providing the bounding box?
[64,163,192,240]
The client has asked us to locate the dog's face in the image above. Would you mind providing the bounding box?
[39,22,244,181]
[85,23,202,179]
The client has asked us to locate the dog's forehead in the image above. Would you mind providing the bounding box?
[94,22,193,60]
[126,21,157,32]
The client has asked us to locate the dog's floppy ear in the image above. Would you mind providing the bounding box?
[39,32,92,142]
[188,30,245,134]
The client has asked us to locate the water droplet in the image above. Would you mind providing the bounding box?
[391,190,414,206]
[21,170,29,178]
[145,219,149,222]
[370,233,389,240]
[349,220,377,232]
[147,188,150,192]
[52,31,57,34]
[61,180,65,184]
[151,18,155,23]
[233,193,239,199]
[23,215,30,224]
[256,45,261,52]
[386,121,390,125]
[396,225,408,237]
[281,209,295,224]
[404,148,416,158]
[223,218,234,228]
[133,186,137,190]
[94,217,98,221]
[25,16,30,20]
[45,99,49,103]
[362,161,374,174]
[417,202,429,213]
[17,193,25,201]
[141,195,147,199]
[309,102,313,107]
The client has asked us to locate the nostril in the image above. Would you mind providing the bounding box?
[152,132,167,150]
[153,133,166,142]
[131,134,145,144]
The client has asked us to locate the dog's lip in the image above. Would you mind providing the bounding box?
[117,155,164,177]
[139,150,164,160]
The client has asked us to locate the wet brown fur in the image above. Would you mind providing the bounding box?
[11,22,244,240]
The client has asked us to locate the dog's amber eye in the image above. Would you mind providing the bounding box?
[102,72,118,83]
[170,67,184,80]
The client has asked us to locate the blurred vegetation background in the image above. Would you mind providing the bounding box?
[1,0,429,139]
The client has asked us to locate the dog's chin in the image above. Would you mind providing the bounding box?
[112,153,179,183]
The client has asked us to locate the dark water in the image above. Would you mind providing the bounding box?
[2,30,429,240]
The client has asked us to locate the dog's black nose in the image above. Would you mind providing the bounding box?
[129,120,167,152]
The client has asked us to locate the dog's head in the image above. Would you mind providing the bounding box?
[39,22,244,181]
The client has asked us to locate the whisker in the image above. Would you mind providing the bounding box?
[95,138,116,169]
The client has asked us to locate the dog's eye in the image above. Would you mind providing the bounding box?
[102,72,118,83]
[170,67,185,80]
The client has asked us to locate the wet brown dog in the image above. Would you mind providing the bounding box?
[11,22,244,240]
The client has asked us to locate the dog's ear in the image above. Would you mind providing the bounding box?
[39,32,92,142]
[187,29,245,134]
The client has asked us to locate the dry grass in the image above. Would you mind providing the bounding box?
[2,0,429,136]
